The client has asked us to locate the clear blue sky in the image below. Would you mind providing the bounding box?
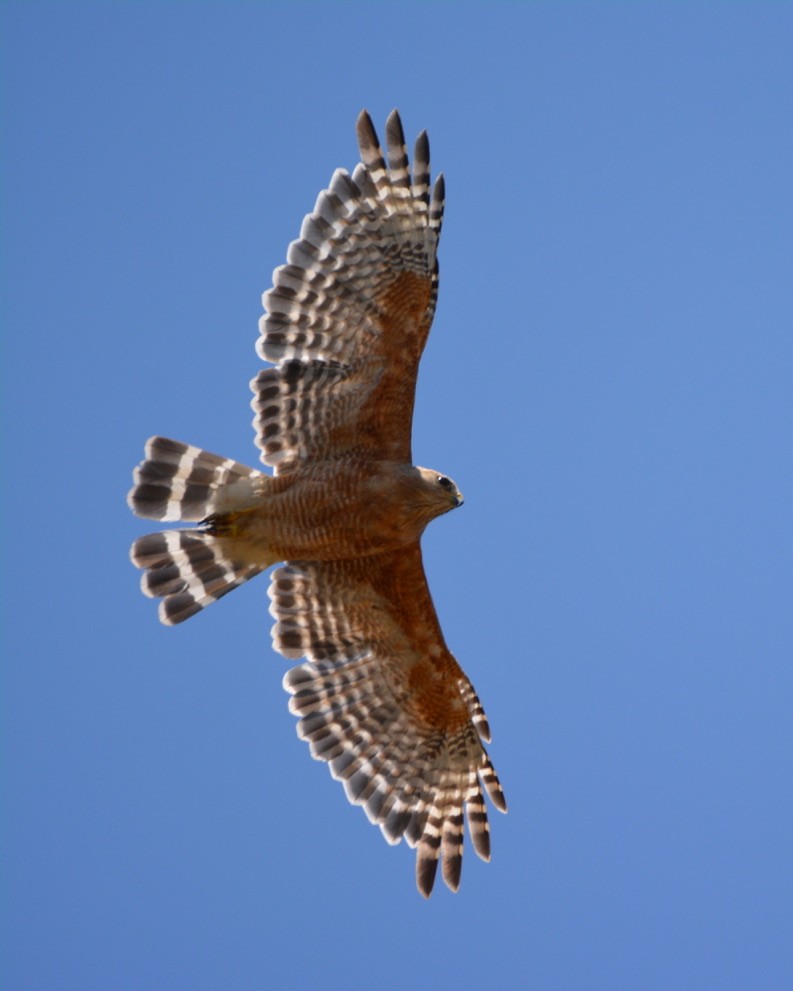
[4,3,792,989]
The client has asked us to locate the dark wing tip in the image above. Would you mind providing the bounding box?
[442,854,462,892]
[385,108,405,146]
[414,129,429,167]
[356,109,378,152]
[416,853,439,898]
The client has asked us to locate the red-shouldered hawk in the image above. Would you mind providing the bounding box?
[128,111,507,896]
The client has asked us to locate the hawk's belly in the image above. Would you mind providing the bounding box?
[215,460,429,564]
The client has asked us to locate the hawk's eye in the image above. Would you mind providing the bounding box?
[437,475,453,490]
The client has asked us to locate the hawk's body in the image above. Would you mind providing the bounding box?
[129,111,506,896]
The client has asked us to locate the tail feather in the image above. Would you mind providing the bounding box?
[131,530,264,625]
[129,438,269,624]
[128,436,264,522]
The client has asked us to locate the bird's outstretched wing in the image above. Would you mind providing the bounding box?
[268,542,507,896]
[251,110,444,472]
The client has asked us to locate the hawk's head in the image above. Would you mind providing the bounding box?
[415,466,464,515]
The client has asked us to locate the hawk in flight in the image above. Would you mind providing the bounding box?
[128,111,506,896]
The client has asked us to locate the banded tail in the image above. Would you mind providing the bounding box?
[128,437,268,625]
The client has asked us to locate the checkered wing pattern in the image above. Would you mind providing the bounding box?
[268,543,507,897]
[252,110,445,472]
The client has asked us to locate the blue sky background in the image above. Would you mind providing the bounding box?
[4,3,792,988]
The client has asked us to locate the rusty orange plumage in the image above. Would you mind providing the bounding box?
[128,110,506,896]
